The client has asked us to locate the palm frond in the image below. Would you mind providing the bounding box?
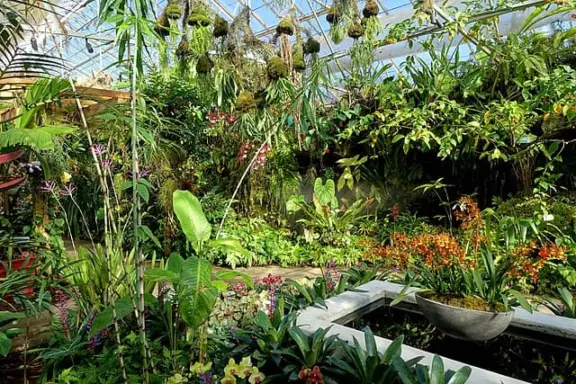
[0,1,67,79]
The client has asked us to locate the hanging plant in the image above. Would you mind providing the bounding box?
[267,56,289,80]
[154,13,171,37]
[303,37,321,54]
[363,0,379,18]
[236,91,257,113]
[213,15,229,38]
[292,44,306,72]
[326,6,340,24]
[196,54,214,73]
[254,89,267,108]
[348,23,364,39]
[176,37,190,58]
[276,17,294,36]
[188,8,212,27]
[165,0,184,20]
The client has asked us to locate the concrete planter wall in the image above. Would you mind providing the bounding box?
[296,280,576,384]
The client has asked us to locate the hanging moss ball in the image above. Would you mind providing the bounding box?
[363,0,379,18]
[196,54,214,74]
[155,13,171,37]
[187,9,212,27]
[236,91,256,113]
[213,15,229,38]
[348,23,364,39]
[165,2,184,20]
[303,37,321,54]
[326,7,340,24]
[292,44,306,72]
[276,18,294,36]
[267,56,289,80]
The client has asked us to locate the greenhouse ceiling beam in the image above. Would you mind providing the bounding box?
[19,25,116,42]
[322,0,554,71]
[254,7,329,38]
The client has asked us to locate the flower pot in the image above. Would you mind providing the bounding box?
[0,256,37,299]
[415,292,514,341]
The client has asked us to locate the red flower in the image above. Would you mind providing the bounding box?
[538,248,550,259]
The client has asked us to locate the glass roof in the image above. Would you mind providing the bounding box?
[15,0,576,79]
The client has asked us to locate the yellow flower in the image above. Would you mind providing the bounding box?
[191,361,212,376]
[238,356,253,378]
[248,367,265,384]
[221,375,236,384]
[60,172,72,183]
[224,358,239,377]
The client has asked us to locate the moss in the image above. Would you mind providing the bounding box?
[326,7,340,24]
[155,13,171,37]
[348,23,364,39]
[187,8,212,27]
[165,2,184,20]
[164,1,184,20]
[196,54,213,74]
[236,91,256,113]
[213,15,229,38]
[303,37,321,54]
[292,44,306,72]
[363,0,379,17]
[423,292,507,312]
[276,17,294,36]
[267,56,289,80]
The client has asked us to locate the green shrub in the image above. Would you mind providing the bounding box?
[493,194,576,235]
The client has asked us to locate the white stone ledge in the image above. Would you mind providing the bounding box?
[297,280,540,384]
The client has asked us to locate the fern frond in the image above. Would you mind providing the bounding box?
[0,125,76,150]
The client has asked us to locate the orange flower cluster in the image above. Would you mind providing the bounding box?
[453,196,481,229]
[453,196,485,250]
[363,233,410,269]
[363,232,472,271]
[410,233,471,270]
[509,242,568,283]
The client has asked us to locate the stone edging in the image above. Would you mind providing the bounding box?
[296,280,533,384]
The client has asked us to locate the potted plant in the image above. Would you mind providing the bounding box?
[393,234,530,341]
[0,235,38,299]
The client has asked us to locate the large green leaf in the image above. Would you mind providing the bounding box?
[144,269,179,283]
[180,256,212,289]
[209,239,252,262]
[172,190,211,252]
[0,332,12,357]
[90,294,155,336]
[179,286,218,328]
[314,178,336,207]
